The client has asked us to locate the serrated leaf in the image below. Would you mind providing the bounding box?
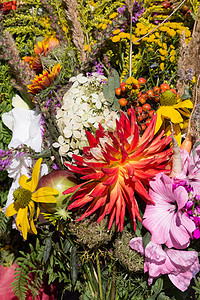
[43,237,52,263]
[70,246,78,287]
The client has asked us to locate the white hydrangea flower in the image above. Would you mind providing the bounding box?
[54,73,118,161]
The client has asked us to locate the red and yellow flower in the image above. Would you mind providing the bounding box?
[27,63,62,94]
[23,36,59,73]
[63,108,172,231]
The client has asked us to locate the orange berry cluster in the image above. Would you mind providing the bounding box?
[0,1,16,12]
[115,79,179,132]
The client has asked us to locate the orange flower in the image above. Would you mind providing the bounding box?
[27,63,62,94]
[63,108,172,231]
[34,36,59,56]
[23,36,59,73]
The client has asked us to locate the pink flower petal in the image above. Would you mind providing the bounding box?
[129,237,144,255]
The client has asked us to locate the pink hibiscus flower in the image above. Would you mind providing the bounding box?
[143,173,195,249]
[129,237,200,292]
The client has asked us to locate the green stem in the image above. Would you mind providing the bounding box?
[129,6,133,77]
[96,252,103,300]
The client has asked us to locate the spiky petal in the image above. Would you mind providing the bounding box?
[64,108,172,231]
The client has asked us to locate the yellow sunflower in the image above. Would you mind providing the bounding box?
[155,90,193,145]
[6,158,58,240]
[27,63,62,94]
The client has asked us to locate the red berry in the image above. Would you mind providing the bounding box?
[138,77,146,85]
[139,96,146,105]
[153,86,160,94]
[121,84,126,92]
[160,83,170,91]
[147,90,154,97]
[148,110,155,117]
[170,88,177,94]
[142,103,151,111]
[127,108,132,116]
[141,123,146,131]
[120,82,126,88]
[132,83,140,90]
[145,119,151,126]
[115,87,122,96]
[119,98,128,106]
[135,106,143,114]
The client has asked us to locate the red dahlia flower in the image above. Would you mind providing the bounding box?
[63,108,172,231]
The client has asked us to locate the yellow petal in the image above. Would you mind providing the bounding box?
[176,108,191,118]
[5,203,18,217]
[32,187,58,203]
[28,201,35,219]
[155,110,164,134]
[29,218,37,235]
[36,204,40,219]
[174,100,193,109]
[31,158,43,192]
[165,123,181,146]
[161,107,183,123]
[16,207,30,240]
[173,123,182,146]
[19,175,32,191]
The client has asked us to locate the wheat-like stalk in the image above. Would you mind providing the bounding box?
[63,0,85,63]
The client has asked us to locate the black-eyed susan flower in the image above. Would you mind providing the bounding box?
[6,158,58,240]
[155,90,193,145]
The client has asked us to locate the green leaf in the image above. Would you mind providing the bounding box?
[102,68,120,110]
[43,237,52,263]
[142,231,151,250]
[181,86,192,100]
[152,278,163,295]
[63,239,71,253]
[70,246,78,288]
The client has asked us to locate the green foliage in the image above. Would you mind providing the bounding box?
[103,68,120,111]
[11,229,78,299]
[2,4,54,57]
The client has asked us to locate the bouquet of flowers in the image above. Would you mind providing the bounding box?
[1,0,200,299]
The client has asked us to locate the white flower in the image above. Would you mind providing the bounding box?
[2,95,45,209]
[2,96,42,152]
[55,73,118,160]
[52,136,69,157]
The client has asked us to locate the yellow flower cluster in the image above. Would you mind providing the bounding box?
[85,40,97,53]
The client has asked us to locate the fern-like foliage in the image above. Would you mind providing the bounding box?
[11,229,77,299]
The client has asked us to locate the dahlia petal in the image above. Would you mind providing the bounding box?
[103,173,119,185]
[64,163,92,174]
[134,180,153,203]
[129,125,139,151]
[90,183,108,197]
[108,206,116,230]
[107,183,119,214]
[130,106,137,135]
[68,194,92,210]
[115,192,122,226]
[102,166,119,175]
[81,171,104,180]
[138,114,156,146]
[76,195,107,221]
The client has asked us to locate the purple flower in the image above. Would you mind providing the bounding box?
[130,237,200,292]
[117,5,125,14]
[0,149,12,171]
[143,173,195,249]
